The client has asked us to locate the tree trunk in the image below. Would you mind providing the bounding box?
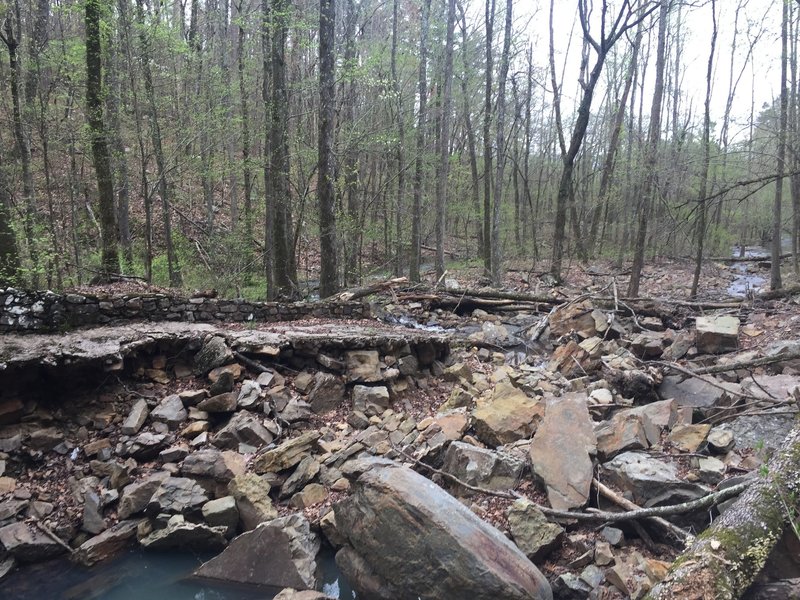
[391,0,405,276]
[482,0,495,277]
[237,4,253,242]
[646,419,800,600]
[409,0,430,283]
[435,0,455,280]
[771,0,788,291]
[262,0,275,298]
[0,151,20,284]
[342,0,359,286]
[318,0,338,298]
[86,0,120,281]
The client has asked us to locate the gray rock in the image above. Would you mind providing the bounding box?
[181,449,246,482]
[602,451,709,506]
[150,395,187,428]
[279,400,314,423]
[193,336,233,375]
[212,411,274,450]
[334,458,552,600]
[198,392,237,413]
[253,431,321,474]
[209,370,235,396]
[82,490,106,535]
[441,441,525,492]
[74,520,138,566]
[717,409,795,451]
[696,315,739,354]
[345,350,382,383]
[140,516,227,550]
[28,427,64,451]
[237,380,262,409]
[659,375,740,420]
[118,472,170,519]
[307,373,346,414]
[530,394,596,510]
[193,513,320,590]
[280,456,321,499]
[121,399,149,435]
[146,476,208,516]
[507,498,564,561]
[202,496,239,537]
[352,385,390,417]
[126,432,168,461]
[0,522,65,562]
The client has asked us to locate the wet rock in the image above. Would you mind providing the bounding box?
[140,515,227,550]
[696,315,739,354]
[73,520,138,566]
[280,456,321,499]
[602,451,709,506]
[352,385,390,417]
[212,410,274,450]
[150,395,187,428]
[345,350,382,383]
[121,399,149,435]
[197,392,237,413]
[117,472,170,519]
[442,441,525,493]
[146,476,208,516]
[308,373,346,414]
[237,380,262,410]
[530,394,596,510]
[181,449,246,482]
[202,496,239,537]
[253,431,320,474]
[507,498,564,561]
[471,382,544,447]
[334,458,552,600]
[667,423,711,452]
[0,521,65,562]
[193,513,319,590]
[193,336,233,375]
[228,473,278,530]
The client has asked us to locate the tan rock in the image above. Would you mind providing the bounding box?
[668,424,711,452]
[471,383,544,447]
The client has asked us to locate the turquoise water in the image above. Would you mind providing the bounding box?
[3,546,355,600]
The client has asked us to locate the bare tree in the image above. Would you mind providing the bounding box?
[771,0,788,291]
[435,0,456,280]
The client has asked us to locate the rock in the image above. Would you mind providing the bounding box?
[294,371,315,393]
[209,363,242,383]
[0,398,24,426]
[28,427,64,451]
[197,392,237,413]
[0,477,16,494]
[345,350,382,383]
[432,410,469,440]
[181,449,246,482]
[307,373,346,414]
[718,409,795,451]
[179,389,208,406]
[290,483,328,508]
[212,410,274,450]
[442,441,525,493]
[121,399,149,435]
[549,300,601,338]
[273,590,333,600]
[697,456,726,485]
[280,456,321,499]
[334,458,552,600]
[594,541,615,566]
[658,375,740,419]
[0,499,28,520]
[181,421,209,438]
[209,370,235,396]
[126,432,168,461]
[118,472,170,519]
[602,451,709,506]
[159,444,189,463]
[553,573,592,599]
[83,438,112,458]
[696,315,739,354]
[547,341,592,378]
[352,385,390,417]
[140,516,227,551]
[317,353,345,372]
[228,473,278,530]
[146,477,208,516]
[280,400,314,423]
[471,382,544,447]
[253,431,321,474]
[601,526,624,546]
[707,426,735,453]
[83,490,106,535]
[347,410,370,430]
[256,370,276,387]
[237,380,262,409]
[397,354,419,377]
[202,496,239,537]
[507,498,564,561]
[193,336,233,375]
[73,520,139,566]
[595,399,678,458]
[0,522,64,562]
[193,513,320,590]
[530,394,596,510]
[667,424,711,452]
[150,395,187,428]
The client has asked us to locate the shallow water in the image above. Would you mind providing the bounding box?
[3,546,355,600]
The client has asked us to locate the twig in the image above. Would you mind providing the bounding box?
[233,351,271,373]
[28,518,74,554]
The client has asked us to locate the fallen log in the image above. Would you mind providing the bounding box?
[646,419,800,600]
[758,285,800,301]
[709,252,791,263]
[691,347,800,375]
[332,277,408,302]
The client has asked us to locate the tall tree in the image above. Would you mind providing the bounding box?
[0,152,20,284]
[482,0,495,276]
[435,0,456,280]
[771,0,788,291]
[85,0,120,280]
[628,0,669,297]
[391,0,406,276]
[318,0,338,297]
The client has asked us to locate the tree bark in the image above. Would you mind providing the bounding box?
[435,0,455,280]
[771,0,789,291]
[482,0,495,277]
[317,0,338,298]
[0,151,20,284]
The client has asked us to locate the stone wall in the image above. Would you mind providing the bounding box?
[0,288,369,333]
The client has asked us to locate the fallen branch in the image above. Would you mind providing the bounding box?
[758,285,800,301]
[332,277,408,302]
[233,351,271,373]
[691,347,800,375]
[29,517,74,554]
[647,420,800,600]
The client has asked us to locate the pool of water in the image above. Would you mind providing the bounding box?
[3,545,355,600]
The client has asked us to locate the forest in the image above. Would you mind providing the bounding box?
[0,0,794,299]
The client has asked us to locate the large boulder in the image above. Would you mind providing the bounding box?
[441,441,525,492]
[602,451,709,506]
[193,514,319,590]
[212,411,274,450]
[334,458,552,600]
[228,473,278,530]
[73,520,139,566]
[471,383,544,447]
[140,516,227,551]
[0,522,65,562]
[530,394,596,510]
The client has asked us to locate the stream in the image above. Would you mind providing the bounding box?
[726,244,771,298]
[3,546,355,600]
